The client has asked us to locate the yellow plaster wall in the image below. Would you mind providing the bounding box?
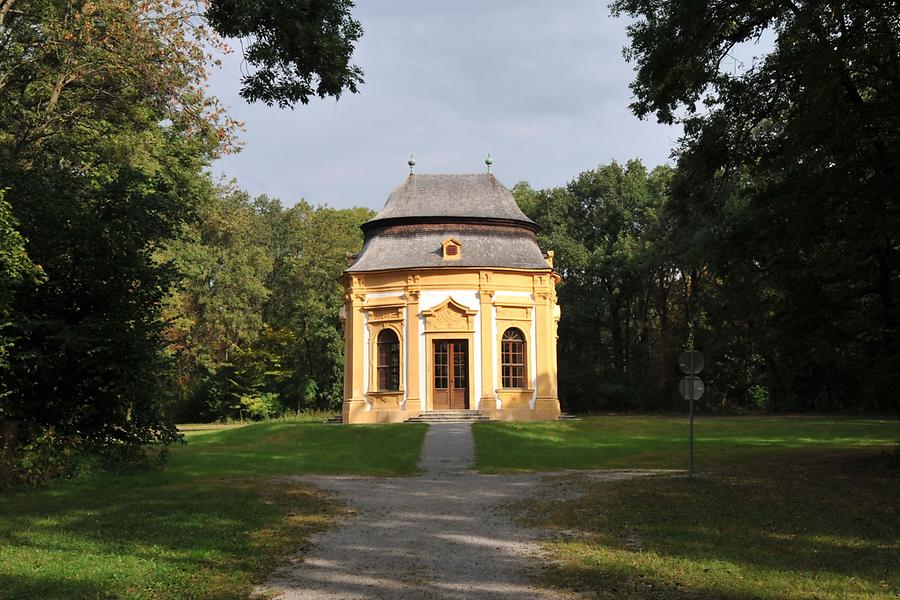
[341,267,560,423]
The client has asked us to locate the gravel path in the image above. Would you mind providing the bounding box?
[257,424,649,599]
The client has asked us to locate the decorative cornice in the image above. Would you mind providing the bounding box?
[361,216,539,236]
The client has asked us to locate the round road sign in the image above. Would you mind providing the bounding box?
[679,376,705,400]
[678,350,705,375]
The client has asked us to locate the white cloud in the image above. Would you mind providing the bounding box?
[207,0,681,210]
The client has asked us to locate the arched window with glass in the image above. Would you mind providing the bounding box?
[500,328,526,388]
[376,328,400,391]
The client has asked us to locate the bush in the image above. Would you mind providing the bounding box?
[1,428,85,487]
[748,384,770,411]
[0,424,178,489]
[239,392,283,421]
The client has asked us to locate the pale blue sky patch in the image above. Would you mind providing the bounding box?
[207,1,685,210]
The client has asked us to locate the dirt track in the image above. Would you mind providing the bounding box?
[257,423,651,600]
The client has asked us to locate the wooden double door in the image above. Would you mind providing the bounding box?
[432,340,469,410]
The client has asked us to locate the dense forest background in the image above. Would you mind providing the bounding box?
[160,188,371,422]
[515,156,898,414]
[0,1,897,480]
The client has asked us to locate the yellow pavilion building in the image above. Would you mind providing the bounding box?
[340,170,561,423]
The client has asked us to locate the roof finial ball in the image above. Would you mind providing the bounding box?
[485,153,493,174]
[408,155,416,175]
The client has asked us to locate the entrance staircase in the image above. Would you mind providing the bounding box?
[405,410,491,424]
[557,412,581,421]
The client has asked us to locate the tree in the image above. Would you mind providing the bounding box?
[163,184,273,420]
[0,0,237,165]
[0,192,44,376]
[259,201,372,411]
[205,0,364,107]
[0,0,369,473]
[515,161,680,411]
[0,0,229,461]
[163,191,372,421]
[611,0,900,410]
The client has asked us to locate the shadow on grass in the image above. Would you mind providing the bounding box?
[0,475,341,600]
[520,451,900,599]
[541,560,761,600]
[1,420,425,599]
[0,574,111,600]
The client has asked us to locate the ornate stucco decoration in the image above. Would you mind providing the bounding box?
[422,297,477,333]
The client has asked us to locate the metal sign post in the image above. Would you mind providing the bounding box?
[678,350,705,479]
[689,386,694,477]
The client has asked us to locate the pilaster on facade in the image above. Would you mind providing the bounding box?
[478,271,496,414]
[405,279,421,414]
[341,277,370,422]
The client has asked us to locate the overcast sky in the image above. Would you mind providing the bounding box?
[206,1,684,211]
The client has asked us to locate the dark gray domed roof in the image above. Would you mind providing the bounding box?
[363,173,536,230]
[346,225,548,272]
[347,173,549,274]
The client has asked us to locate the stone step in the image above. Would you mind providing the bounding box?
[557,412,581,421]
[406,411,492,423]
[405,416,491,422]
[407,421,491,424]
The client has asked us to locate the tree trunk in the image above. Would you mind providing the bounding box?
[877,238,898,353]
[623,298,632,376]
[0,0,16,28]
[658,269,674,403]
[606,281,625,377]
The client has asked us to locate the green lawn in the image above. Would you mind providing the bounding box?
[473,415,900,472]
[478,416,900,599]
[0,420,427,600]
[171,418,427,477]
